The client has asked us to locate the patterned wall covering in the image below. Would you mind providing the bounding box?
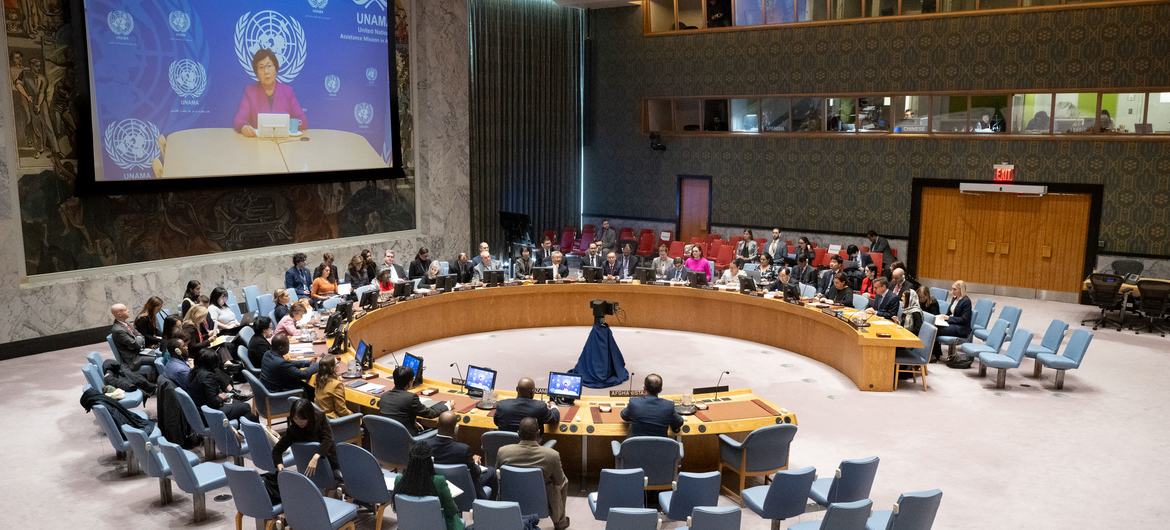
[5,0,416,276]
[585,4,1170,256]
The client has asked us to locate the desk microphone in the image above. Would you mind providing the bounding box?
[627,371,636,395]
[715,370,731,400]
[450,362,465,385]
[387,351,400,366]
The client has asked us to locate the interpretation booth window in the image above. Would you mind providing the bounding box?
[643,0,1137,36]
[643,89,1170,139]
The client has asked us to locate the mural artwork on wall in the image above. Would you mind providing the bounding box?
[5,0,416,276]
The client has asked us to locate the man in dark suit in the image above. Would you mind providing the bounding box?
[496,418,570,530]
[817,255,843,295]
[790,256,815,285]
[379,249,408,282]
[534,237,556,267]
[620,374,684,438]
[494,377,560,431]
[379,365,452,436]
[866,277,900,319]
[109,303,157,372]
[764,228,786,263]
[549,251,570,280]
[425,411,494,498]
[246,317,274,369]
[601,251,622,280]
[617,243,639,279]
[582,242,604,268]
[284,253,312,299]
[598,219,618,256]
[867,230,896,275]
[260,334,319,398]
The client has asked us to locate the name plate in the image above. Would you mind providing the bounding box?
[534,387,548,394]
[608,390,645,397]
[451,378,465,386]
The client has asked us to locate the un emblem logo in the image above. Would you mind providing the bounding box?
[308,0,330,9]
[104,119,161,170]
[365,67,377,82]
[353,0,389,10]
[324,74,341,96]
[169,59,207,99]
[354,103,374,126]
[235,11,307,84]
[168,11,190,34]
[107,10,134,36]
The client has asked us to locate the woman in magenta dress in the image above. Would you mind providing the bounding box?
[233,48,308,137]
[684,245,712,282]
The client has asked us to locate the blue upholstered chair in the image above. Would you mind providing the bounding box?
[226,289,245,321]
[809,456,880,508]
[239,417,293,473]
[236,324,255,346]
[895,322,936,391]
[605,507,660,529]
[223,462,284,530]
[957,318,1009,360]
[935,310,974,363]
[685,506,741,530]
[472,499,524,530]
[439,261,450,276]
[800,283,817,299]
[928,287,949,308]
[612,436,682,490]
[589,468,646,520]
[82,363,144,408]
[791,499,873,530]
[364,415,436,470]
[256,293,276,321]
[336,443,395,530]
[243,370,303,428]
[157,437,229,523]
[394,494,447,530]
[239,345,261,374]
[852,294,869,310]
[743,466,817,529]
[480,430,557,469]
[123,425,196,504]
[173,387,215,459]
[201,405,248,465]
[278,470,359,530]
[971,298,996,334]
[499,465,549,519]
[1025,319,1069,377]
[287,289,299,303]
[659,470,721,522]
[242,284,262,315]
[435,463,486,513]
[1036,329,1093,390]
[977,328,1034,389]
[865,489,943,530]
[719,423,797,501]
[284,396,363,444]
[976,305,1021,341]
[154,356,166,376]
[86,351,104,367]
[91,404,146,475]
[291,442,340,495]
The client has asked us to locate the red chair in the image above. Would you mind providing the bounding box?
[690,236,703,244]
[729,236,744,253]
[708,240,723,259]
[668,241,685,259]
[639,228,654,237]
[754,238,767,252]
[698,242,710,257]
[869,252,883,274]
[636,232,656,257]
[656,230,674,248]
[861,246,870,253]
[787,245,796,255]
[577,231,595,253]
[619,229,635,241]
[542,229,557,245]
[892,248,898,258]
[838,249,849,261]
[559,229,576,254]
[813,247,827,268]
[714,245,734,273]
[706,234,721,244]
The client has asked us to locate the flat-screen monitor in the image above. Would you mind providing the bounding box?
[393,281,414,298]
[354,340,368,367]
[401,352,424,386]
[359,288,379,309]
[781,282,802,301]
[434,274,456,292]
[483,270,505,287]
[581,266,601,283]
[75,0,403,190]
[532,267,553,284]
[688,270,708,287]
[464,365,497,397]
[547,371,582,400]
[635,267,656,284]
[739,276,758,293]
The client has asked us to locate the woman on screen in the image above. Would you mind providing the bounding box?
[233,48,308,137]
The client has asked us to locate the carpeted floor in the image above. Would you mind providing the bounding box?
[4,293,1168,529]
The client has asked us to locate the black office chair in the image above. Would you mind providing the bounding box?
[1110,259,1143,278]
[1080,273,1125,331]
[1131,280,1170,337]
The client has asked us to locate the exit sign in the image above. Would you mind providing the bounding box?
[994,163,1016,182]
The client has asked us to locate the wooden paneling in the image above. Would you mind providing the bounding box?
[678,178,710,240]
[917,187,1091,292]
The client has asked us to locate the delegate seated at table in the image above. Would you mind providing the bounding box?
[233,48,308,138]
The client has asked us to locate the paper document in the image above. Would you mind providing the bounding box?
[289,343,315,354]
[935,315,949,327]
[356,383,385,394]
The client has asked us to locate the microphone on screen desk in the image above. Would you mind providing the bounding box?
[450,362,465,387]
[627,371,636,395]
[715,370,730,400]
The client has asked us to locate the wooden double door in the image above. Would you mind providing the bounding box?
[916,187,1092,294]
